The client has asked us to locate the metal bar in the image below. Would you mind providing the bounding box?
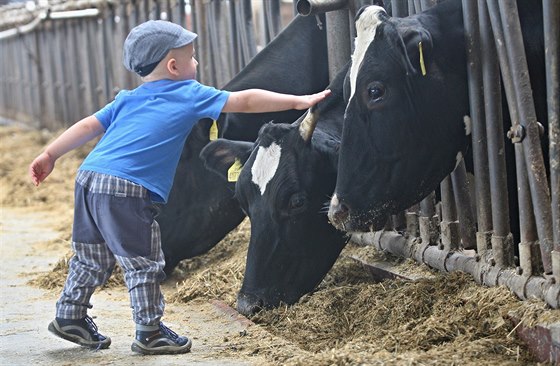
[243,0,257,64]
[498,0,553,273]
[419,192,439,245]
[476,0,516,268]
[391,0,408,17]
[326,9,351,81]
[408,0,415,16]
[33,28,45,128]
[450,159,477,250]
[543,0,560,280]
[296,0,348,16]
[485,0,539,281]
[0,12,46,40]
[264,0,281,42]
[440,176,460,250]
[227,0,240,77]
[49,9,100,19]
[478,0,510,238]
[351,231,560,309]
[406,204,420,238]
[462,0,493,248]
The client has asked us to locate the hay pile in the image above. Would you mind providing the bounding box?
[4,125,559,365]
[171,238,558,365]
[170,219,250,305]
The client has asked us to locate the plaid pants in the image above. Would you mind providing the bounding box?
[56,170,165,326]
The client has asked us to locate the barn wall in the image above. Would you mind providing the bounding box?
[0,0,294,129]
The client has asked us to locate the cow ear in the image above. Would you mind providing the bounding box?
[200,139,253,182]
[401,27,433,76]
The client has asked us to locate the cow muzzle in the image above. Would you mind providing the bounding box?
[236,292,265,316]
[328,194,350,231]
[329,193,389,232]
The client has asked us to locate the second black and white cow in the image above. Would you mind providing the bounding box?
[200,63,349,315]
[329,0,547,235]
[157,14,330,273]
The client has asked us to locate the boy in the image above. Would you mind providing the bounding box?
[29,20,330,355]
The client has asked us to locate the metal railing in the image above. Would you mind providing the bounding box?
[342,0,560,309]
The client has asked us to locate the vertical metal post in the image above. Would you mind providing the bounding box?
[406,204,420,238]
[391,0,408,17]
[477,0,516,267]
[440,176,460,251]
[498,0,553,273]
[485,1,541,277]
[544,0,560,281]
[462,0,495,258]
[391,211,406,232]
[33,28,45,128]
[419,192,439,245]
[262,0,281,44]
[450,160,477,250]
[326,9,351,81]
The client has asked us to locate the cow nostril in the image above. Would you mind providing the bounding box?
[334,202,350,221]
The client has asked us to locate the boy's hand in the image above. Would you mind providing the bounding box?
[294,89,332,110]
[29,152,55,186]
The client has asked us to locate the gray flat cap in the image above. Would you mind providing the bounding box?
[123,20,197,76]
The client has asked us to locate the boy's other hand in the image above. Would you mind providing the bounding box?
[29,152,55,186]
[294,89,332,110]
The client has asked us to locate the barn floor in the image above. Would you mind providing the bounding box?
[2,124,559,365]
[0,207,273,365]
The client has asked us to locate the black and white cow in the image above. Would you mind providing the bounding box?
[157,14,330,273]
[329,0,547,235]
[200,63,349,315]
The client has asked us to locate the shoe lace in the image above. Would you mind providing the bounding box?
[159,323,180,341]
[84,315,100,336]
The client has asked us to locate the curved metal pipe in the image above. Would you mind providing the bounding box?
[351,230,560,309]
[296,0,349,16]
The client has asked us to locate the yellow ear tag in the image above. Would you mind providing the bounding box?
[418,41,427,76]
[227,159,243,182]
[209,120,218,141]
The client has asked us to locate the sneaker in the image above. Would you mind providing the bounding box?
[48,315,111,349]
[131,322,192,355]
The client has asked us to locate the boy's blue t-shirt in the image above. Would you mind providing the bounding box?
[80,79,230,203]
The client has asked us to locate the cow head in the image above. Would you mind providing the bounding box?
[201,74,347,315]
[329,4,469,232]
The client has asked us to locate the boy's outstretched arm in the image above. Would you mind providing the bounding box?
[221,89,331,113]
[29,115,104,186]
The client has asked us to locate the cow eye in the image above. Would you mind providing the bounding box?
[367,82,385,102]
[288,193,307,212]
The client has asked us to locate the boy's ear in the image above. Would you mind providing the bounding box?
[200,139,253,182]
[167,58,179,75]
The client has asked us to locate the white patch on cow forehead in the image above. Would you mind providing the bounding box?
[463,115,472,136]
[251,142,282,195]
[349,5,386,100]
